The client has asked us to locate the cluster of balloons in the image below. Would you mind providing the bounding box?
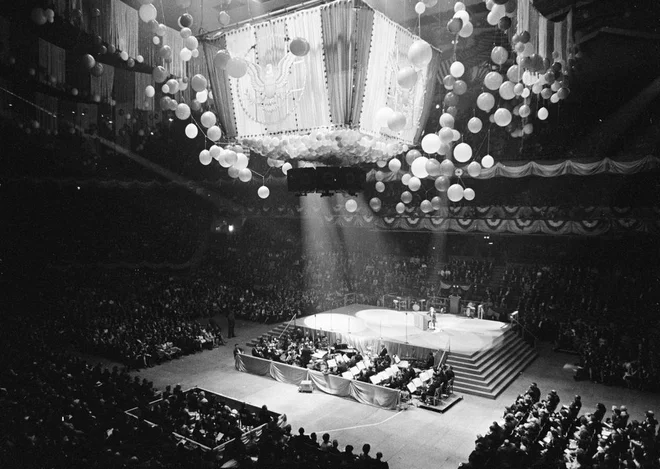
[484,0,516,28]
[241,129,406,163]
[448,3,474,38]
[31,8,55,25]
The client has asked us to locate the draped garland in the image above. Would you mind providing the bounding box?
[364,155,660,181]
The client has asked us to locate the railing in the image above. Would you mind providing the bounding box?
[277,313,298,339]
[509,313,538,348]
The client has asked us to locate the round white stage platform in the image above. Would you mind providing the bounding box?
[301,308,508,355]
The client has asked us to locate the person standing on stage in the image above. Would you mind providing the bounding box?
[428,307,437,330]
[227,310,236,338]
[477,303,485,320]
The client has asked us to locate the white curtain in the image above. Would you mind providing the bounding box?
[358,12,427,145]
[91,64,115,102]
[286,8,332,132]
[114,0,139,59]
[135,72,154,111]
[164,25,186,78]
[38,39,66,84]
[359,13,394,139]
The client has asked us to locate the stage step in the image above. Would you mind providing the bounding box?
[447,331,537,399]
[246,323,289,347]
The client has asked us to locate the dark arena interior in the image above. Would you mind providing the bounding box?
[2,1,660,468]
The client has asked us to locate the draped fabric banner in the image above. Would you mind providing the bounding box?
[202,41,237,139]
[359,12,430,145]
[38,38,66,84]
[235,354,400,410]
[365,155,660,181]
[240,203,659,235]
[475,156,660,178]
[225,8,331,137]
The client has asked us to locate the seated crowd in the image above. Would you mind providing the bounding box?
[511,261,660,393]
[0,312,391,468]
[462,383,660,469]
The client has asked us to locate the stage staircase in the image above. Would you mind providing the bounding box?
[447,327,537,399]
[246,323,290,348]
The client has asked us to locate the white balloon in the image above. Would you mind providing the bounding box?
[411,156,429,178]
[139,4,157,22]
[196,90,208,103]
[145,85,155,98]
[439,113,455,128]
[200,111,216,128]
[401,191,413,204]
[408,176,422,192]
[258,186,270,199]
[375,107,394,128]
[447,184,464,202]
[234,152,249,170]
[450,61,465,78]
[238,168,252,182]
[467,117,483,133]
[199,150,212,165]
[538,107,549,120]
[402,173,412,186]
[494,108,512,127]
[467,161,482,177]
[207,125,222,141]
[459,21,473,38]
[421,133,441,154]
[375,181,385,193]
[453,142,472,163]
[388,158,402,172]
[454,2,465,12]
[175,103,191,120]
[463,187,475,201]
[481,154,494,169]
[345,199,358,213]
[185,123,198,139]
[396,202,406,213]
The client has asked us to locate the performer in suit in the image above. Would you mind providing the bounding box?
[379,344,388,358]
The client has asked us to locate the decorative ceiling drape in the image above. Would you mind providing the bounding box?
[202,41,237,139]
[320,0,354,125]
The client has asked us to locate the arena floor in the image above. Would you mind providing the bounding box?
[81,316,660,469]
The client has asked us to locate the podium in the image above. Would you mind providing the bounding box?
[449,295,461,315]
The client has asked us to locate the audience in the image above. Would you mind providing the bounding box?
[461,385,659,469]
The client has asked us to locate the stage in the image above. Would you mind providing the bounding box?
[299,304,510,356]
